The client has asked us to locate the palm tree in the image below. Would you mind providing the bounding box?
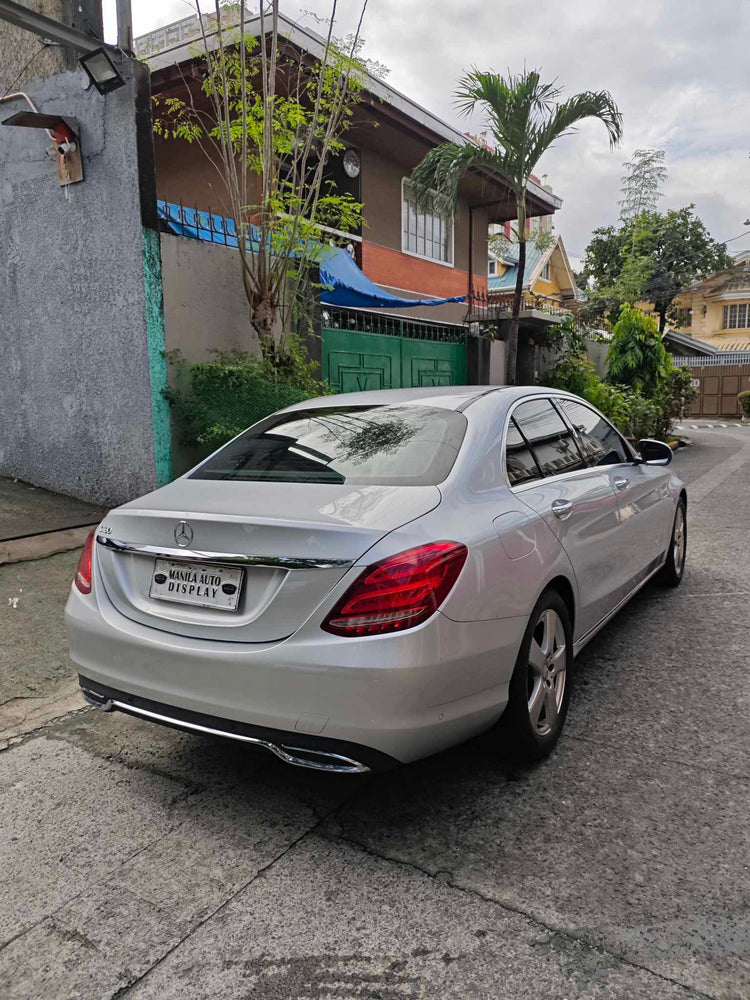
[410,70,623,384]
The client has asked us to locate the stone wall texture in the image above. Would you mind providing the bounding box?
[0,2,76,95]
[0,67,161,506]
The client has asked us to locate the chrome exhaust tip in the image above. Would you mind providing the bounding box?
[276,744,370,774]
[81,687,114,711]
[81,686,370,774]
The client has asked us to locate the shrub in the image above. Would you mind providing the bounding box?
[165,336,329,449]
[583,379,629,429]
[652,365,699,439]
[607,304,669,394]
[620,390,661,441]
[738,390,750,418]
[545,353,597,398]
[545,354,628,428]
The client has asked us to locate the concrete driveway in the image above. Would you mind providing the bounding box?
[1,427,748,1000]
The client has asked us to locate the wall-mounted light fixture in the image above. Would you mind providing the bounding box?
[79,47,126,95]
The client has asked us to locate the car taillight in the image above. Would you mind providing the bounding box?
[74,531,96,594]
[322,541,467,637]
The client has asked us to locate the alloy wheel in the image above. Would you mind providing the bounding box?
[527,608,567,736]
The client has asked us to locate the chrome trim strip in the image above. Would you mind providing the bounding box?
[82,693,370,774]
[573,558,666,655]
[96,534,352,570]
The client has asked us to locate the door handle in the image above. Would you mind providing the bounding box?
[614,477,630,492]
[551,499,573,518]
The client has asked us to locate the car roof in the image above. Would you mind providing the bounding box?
[281,385,559,413]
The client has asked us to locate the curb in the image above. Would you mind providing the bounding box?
[0,525,94,566]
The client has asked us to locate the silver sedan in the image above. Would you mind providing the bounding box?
[66,386,686,774]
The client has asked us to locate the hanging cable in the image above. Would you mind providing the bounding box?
[0,42,55,102]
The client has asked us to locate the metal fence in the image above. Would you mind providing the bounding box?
[673,352,750,367]
[467,287,578,322]
[321,305,466,344]
[158,200,243,248]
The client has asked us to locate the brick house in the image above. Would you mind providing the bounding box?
[136,10,561,389]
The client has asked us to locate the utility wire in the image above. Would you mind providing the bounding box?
[0,42,51,103]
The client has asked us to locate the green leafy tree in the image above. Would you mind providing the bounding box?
[644,207,732,331]
[153,0,371,356]
[408,69,622,384]
[583,207,731,331]
[607,304,669,393]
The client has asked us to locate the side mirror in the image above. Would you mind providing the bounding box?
[638,438,673,466]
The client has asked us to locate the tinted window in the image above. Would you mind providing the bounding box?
[512,399,585,478]
[505,418,541,485]
[559,399,629,466]
[191,405,467,486]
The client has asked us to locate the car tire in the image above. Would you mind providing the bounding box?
[657,498,687,588]
[498,589,573,763]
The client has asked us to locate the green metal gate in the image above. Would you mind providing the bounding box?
[322,308,467,393]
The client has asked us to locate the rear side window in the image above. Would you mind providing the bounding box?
[559,398,630,466]
[511,399,585,479]
[505,419,541,485]
[190,404,467,486]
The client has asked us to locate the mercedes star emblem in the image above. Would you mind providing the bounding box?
[174,521,193,547]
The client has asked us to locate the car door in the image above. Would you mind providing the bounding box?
[557,396,671,594]
[506,397,622,638]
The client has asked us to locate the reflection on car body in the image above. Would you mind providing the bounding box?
[67,386,686,775]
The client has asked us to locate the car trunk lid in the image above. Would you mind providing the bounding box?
[95,479,441,642]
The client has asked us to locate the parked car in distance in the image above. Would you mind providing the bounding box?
[66,386,686,774]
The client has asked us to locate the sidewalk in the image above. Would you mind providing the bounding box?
[0,477,107,565]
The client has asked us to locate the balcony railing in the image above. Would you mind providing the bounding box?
[468,287,576,322]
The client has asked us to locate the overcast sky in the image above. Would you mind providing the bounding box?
[104,0,750,266]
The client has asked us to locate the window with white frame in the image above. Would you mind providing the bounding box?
[723,304,749,329]
[540,261,551,281]
[488,260,497,276]
[402,181,453,264]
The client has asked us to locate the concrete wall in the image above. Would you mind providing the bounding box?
[585,339,609,377]
[0,2,75,93]
[160,233,254,359]
[489,340,506,385]
[0,65,170,506]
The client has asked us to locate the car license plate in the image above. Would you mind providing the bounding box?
[149,559,243,611]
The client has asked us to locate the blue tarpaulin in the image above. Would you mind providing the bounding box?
[317,245,466,308]
[158,201,466,310]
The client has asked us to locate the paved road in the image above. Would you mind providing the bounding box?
[1,428,749,1000]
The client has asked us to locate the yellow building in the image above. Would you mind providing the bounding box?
[488,234,578,311]
[667,256,750,352]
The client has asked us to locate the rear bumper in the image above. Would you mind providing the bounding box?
[79,677,396,774]
[66,579,527,766]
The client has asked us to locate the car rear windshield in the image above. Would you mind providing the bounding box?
[190,404,467,486]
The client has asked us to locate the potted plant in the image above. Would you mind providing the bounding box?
[738,390,750,423]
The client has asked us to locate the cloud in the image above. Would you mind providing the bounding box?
[120,0,750,259]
